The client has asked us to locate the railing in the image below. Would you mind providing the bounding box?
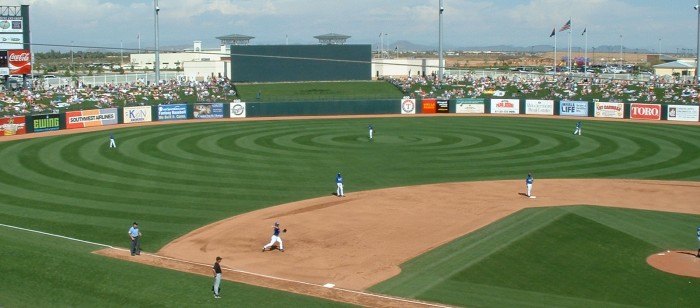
[41,72,186,87]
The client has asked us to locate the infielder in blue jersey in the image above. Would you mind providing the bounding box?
[262,221,284,252]
[526,173,534,198]
[336,172,345,197]
[696,225,700,257]
[573,121,582,135]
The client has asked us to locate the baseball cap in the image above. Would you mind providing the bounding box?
[216,256,222,260]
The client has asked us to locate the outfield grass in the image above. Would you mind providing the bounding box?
[234,80,404,101]
[1,116,699,306]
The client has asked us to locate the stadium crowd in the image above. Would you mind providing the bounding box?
[0,76,236,117]
[2,72,699,117]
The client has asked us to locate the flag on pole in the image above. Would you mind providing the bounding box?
[137,33,140,40]
[549,28,556,37]
[559,19,571,32]
[581,28,586,36]
[379,32,382,37]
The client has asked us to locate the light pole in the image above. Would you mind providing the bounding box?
[438,0,444,83]
[695,1,700,83]
[154,0,160,83]
[70,41,74,74]
[619,34,623,70]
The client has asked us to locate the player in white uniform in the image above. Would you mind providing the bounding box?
[262,222,284,252]
[109,132,117,148]
[526,173,534,198]
[573,121,582,135]
[336,172,345,197]
[368,124,374,141]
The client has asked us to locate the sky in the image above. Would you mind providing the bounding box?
[5,0,700,53]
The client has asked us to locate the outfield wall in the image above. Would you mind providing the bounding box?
[1,98,698,136]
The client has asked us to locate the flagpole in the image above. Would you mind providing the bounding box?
[584,28,588,75]
[138,33,141,54]
[568,18,572,74]
[554,30,557,74]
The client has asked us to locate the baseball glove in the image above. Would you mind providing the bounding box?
[283,228,287,233]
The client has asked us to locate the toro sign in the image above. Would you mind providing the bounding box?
[630,103,661,120]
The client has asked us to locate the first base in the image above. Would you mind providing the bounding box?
[529,196,537,199]
[323,283,335,288]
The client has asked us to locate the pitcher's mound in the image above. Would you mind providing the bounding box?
[647,250,700,278]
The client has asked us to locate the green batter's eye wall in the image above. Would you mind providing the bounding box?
[230,45,372,83]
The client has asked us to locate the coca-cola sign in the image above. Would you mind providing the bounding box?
[8,49,30,75]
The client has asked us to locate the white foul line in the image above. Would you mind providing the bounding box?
[1,223,452,308]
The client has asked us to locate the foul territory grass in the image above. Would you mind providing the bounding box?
[1,116,699,307]
[0,227,355,308]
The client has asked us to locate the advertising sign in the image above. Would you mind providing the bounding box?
[8,49,30,74]
[193,103,224,119]
[401,98,416,114]
[0,33,23,50]
[0,116,25,136]
[630,103,661,120]
[594,102,624,118]
[559,101,588,116]
[66,108,118,129]
[124,106,152,123]
[455,98,485,114]
[230,100,246,118]
[157,104,187,121]
[490,99,520,114]
[32,114,60,132]
[436,100,449,113]
[667,105,699,122]
[0,18,23,33]
[525,100,554,115]
[421,98,436,113]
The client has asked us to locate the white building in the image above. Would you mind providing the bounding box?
[371,58,440,79]
[130,36,438,81]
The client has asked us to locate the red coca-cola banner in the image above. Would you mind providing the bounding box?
[8,49,31,75]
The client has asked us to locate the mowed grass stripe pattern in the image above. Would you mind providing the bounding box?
[0,117,699,250]
[371,206,700,307]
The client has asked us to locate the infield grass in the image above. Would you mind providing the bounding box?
[1,116,699,307]
[371,206,700,307]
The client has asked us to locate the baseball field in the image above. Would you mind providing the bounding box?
[1,115,699,307]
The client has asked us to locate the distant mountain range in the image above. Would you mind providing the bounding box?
[378,40,654,54]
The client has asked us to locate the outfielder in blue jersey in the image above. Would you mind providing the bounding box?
[336,173,345,197]
[573,121,582,135]
[525,173,534,198]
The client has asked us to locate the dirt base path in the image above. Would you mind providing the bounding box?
[97,179,700,307]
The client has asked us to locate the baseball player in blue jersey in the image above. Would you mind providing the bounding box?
[336,172,345,197]
[573,121,582,135]
[525,173,534,198]
[368,124,374,141]
[696,225,700,257]
[262,221,284,252]
[109,132,117,148]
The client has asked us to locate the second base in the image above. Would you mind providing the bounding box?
[529,196,537,199]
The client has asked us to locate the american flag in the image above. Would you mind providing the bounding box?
[559,19,571,32]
